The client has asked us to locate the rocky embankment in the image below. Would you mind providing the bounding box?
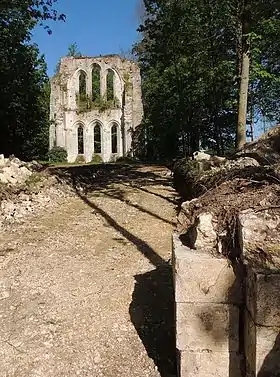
[173,126,280,269]
[0,155,71,228]
[173,126,280,377]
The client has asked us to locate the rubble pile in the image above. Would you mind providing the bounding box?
[0,155,71,228]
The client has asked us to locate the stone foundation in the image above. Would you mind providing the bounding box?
[244,269,280,377]
[173,233,242,377]
[173,234,280,377]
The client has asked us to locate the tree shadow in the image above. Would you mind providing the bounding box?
[129,265,177,377]
[128,183,178,205]
[62,167,177,376]
[50,163,172,194]
[98,187,176,226]
[257,333,280,377]
[74,186,164,267]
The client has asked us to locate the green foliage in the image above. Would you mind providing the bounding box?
[75,155,86,164]
[25,172,44,190]
[116,156,137,164]
[123,72,133,93]
[107,70,114,101]
[91,154,103,164]
[76,94,120,113]
[54,43,82,75]
[134,0,280,160]
[67,43,82,57]
[47,147,67,163]
[92,64,101,101]
[173,157,201,199]
[0,0,65,160]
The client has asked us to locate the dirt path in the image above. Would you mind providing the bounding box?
[0,165,177,377]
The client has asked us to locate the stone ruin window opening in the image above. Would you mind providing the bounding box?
[94,122,102,154]
[111,123,118,154]
[77,124,84,155]
[92,64,101,102]
[106,69,114,102]
[79,71,87,100]
[77,70,88,112]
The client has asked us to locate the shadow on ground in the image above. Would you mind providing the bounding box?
[50,164,177,376]
[129,265,176,377]
[49,163,172,193]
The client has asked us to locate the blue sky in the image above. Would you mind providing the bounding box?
[32,0,141,76]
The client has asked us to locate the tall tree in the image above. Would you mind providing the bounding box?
[0,0,65,159]
[135,0,237,159]
[135,0,280,159]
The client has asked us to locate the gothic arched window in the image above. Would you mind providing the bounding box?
[111,123,118,154]
[92,64,101,102]
[94,123,102,153]
[106,69,114,101]
[77,125,84,154]
[79,71,87,100]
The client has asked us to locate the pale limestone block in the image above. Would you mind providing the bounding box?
[195,212,218,250]
[246,268,280,327]
[177,303,239,352]
[173,234,242,304]
[180,350,242,377]
[0,173,8,184]
[239,209,280,269]
[244,310,280,376]
[240,210,279,248]
[177,199,200,234]
[193,151,211,161]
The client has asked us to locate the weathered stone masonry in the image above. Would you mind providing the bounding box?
[50,55,143,163]
[173,209,280,377]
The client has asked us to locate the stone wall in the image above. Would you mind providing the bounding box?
[173,208,280,377]
[50,55,143,163]
[173,234,243,377]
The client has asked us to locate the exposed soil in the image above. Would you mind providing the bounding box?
[174,156,280,262]
[184,177,280,226]
[0,165,177,377]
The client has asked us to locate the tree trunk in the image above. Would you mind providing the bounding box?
[236,0,251,150]
[236,48,250,149]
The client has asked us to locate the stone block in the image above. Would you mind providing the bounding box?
[244,310,280,376]
[195,212,218,251]
[239,209,280,270]
[246,268,280,327]
[177,303,239,352]
[172,234,242,304]
[179,350,242,377]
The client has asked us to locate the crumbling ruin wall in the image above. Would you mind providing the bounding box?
[50,55,143,163]
[172,130,280,377]
[173,211,280,377]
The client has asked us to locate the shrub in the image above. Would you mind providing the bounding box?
[173,157,201,199]
[91,154,103,164]
[47,146,67,163]
[75,155,86,164]
[116,156,136,164]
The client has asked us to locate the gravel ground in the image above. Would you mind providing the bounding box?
[0,165,177,377]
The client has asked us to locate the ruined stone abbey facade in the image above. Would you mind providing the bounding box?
[49,55,143,163]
